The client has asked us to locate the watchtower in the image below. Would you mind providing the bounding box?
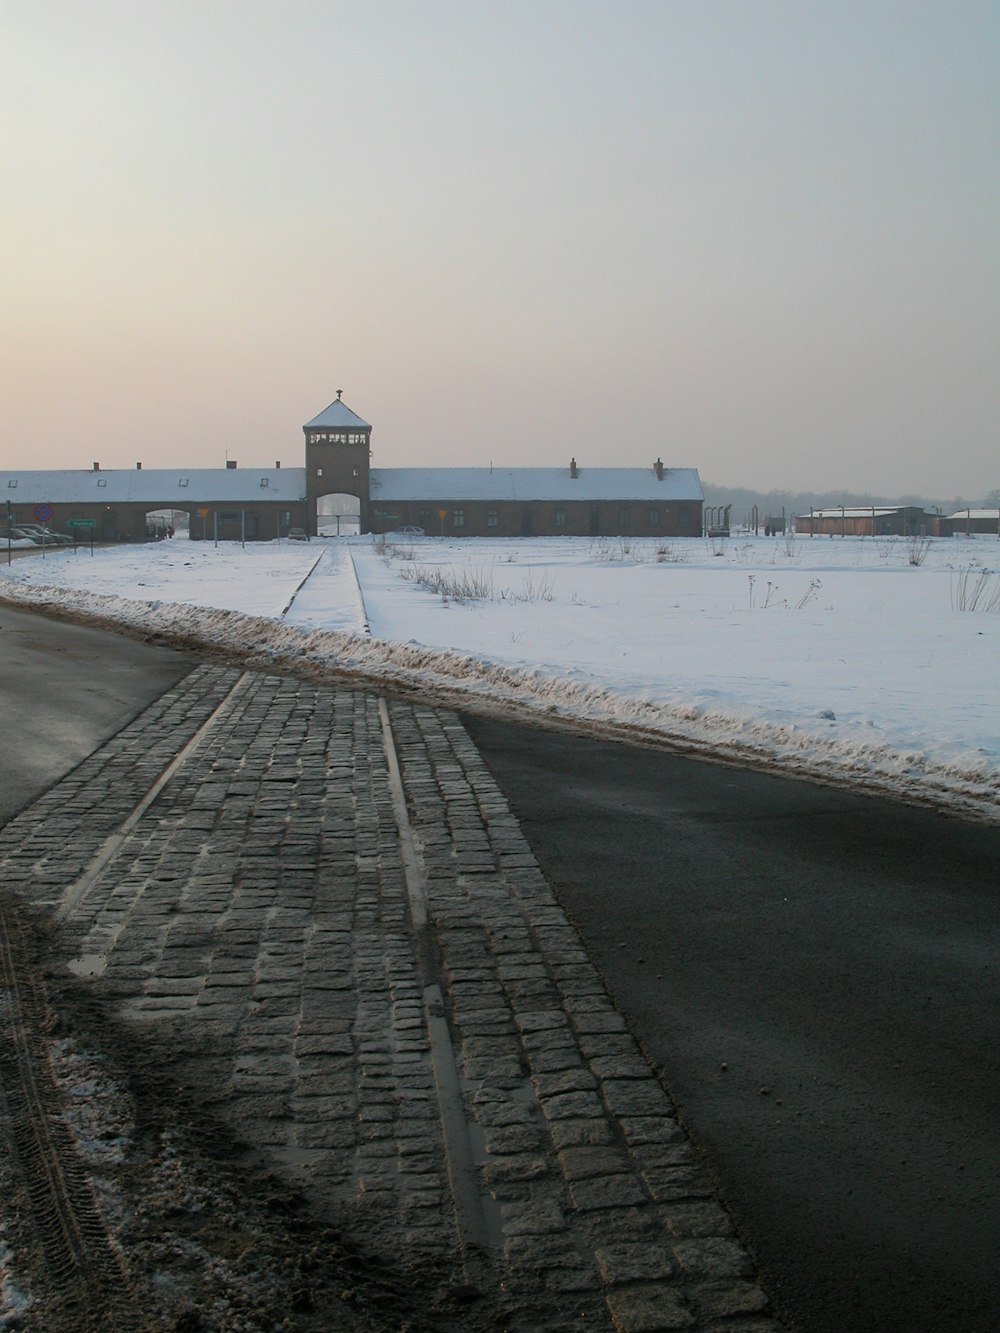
[303,391,372,534]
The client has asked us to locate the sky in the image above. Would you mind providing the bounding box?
[2,2,997,497]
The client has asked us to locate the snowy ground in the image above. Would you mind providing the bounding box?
[2,532,998,820]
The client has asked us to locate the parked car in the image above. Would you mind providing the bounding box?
[6,525,43,543]
[13,523,72,546]
[286,527,309,541]
[388,526,424,537]
[1,528,41,548]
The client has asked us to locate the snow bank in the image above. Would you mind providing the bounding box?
[2,535,998,820]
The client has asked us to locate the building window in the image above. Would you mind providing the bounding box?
[554,508,566,528]
[618,507,630,527]
[352,466,360,478]
[178,478,188,487]
[487,509,499,528]
[6,480,16,488]
[97,478,107,487]
[418,510,431,529]
[316,467,323,477]
[648,508,660,526]
[452,509,465,529]
[260,477,269,488]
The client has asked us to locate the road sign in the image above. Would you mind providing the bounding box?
[34,503,53,522]
[67,519,96,528]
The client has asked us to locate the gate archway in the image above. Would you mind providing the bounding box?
[316,491,361,536]
[144,508,191,540]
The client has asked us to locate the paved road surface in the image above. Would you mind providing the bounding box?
[1,649,778,1329]
[462,713,1000,1333]
[3,606,995,1330]
[0,603,193,823]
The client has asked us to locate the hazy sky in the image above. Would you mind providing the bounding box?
[2,2,997,496]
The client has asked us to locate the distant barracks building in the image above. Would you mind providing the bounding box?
[2,393,704,542]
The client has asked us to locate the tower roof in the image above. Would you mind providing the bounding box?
[303,391,371,431]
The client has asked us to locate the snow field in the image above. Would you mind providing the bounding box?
[2,532,997,819]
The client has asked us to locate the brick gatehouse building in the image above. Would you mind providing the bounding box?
[2,393,704,541]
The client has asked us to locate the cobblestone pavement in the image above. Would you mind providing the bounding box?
[0,663,783,1331]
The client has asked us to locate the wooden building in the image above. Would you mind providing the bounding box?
[936,508,1000,538]
[794,506,932,537]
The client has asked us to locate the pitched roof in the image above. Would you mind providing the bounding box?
[303,397,371,430]
[369,467,703,503]
[796,506,926,519]
[1,469,307,506]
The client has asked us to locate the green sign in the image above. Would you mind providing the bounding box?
[68,519,96,528]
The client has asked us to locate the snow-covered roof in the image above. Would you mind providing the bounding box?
[943,508,1000,520]
[369,467,703,503]
[796,506,922,519]
[303,398,371,430]
[1,469,308,505]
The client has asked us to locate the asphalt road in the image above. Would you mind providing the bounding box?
[4,607,997,1330]
[462,713,1000,1333]
[0,603,193,824]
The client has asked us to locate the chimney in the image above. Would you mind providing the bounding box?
[136,462,142,470]
[654,457,664,480]
[92,461,100,471]
[570,457,578,479]
[226,459,237,469]
[275,460,281,469]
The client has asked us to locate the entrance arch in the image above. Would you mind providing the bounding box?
[316,492,361,537]
[144,508,191,540]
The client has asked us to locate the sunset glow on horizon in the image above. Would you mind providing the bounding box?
[2,2,996,499]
